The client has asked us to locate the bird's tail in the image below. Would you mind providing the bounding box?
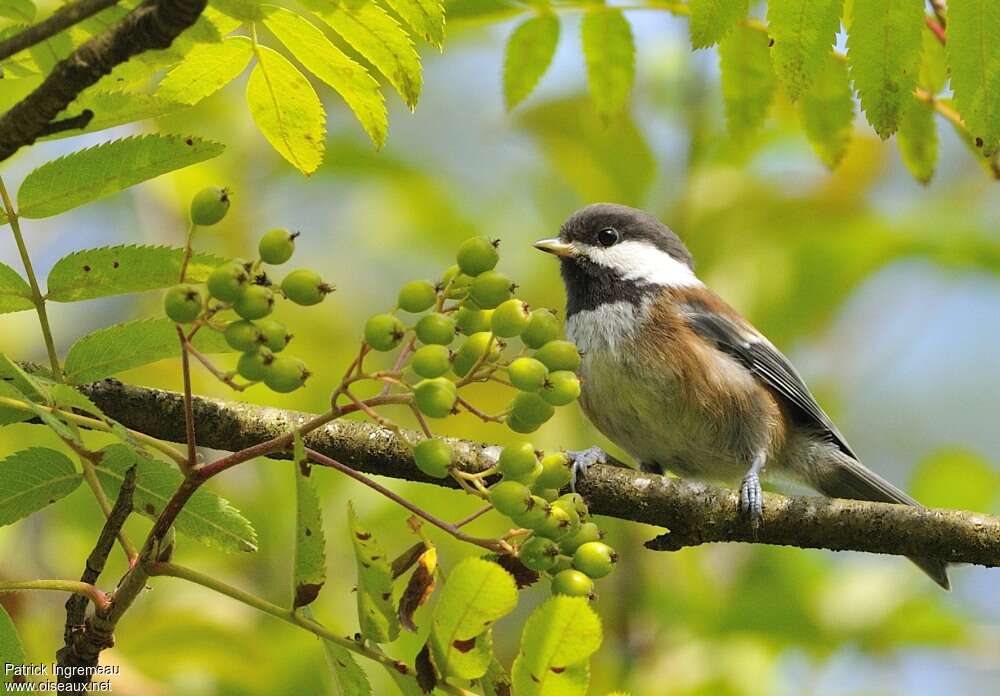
[812,454,951,591]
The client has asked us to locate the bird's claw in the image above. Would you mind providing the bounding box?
[739,471,763,532]
[568,446,607,492]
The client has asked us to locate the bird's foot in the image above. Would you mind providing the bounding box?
[567,446,608,492]
[739,471,763,533]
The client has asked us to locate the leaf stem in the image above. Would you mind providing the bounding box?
[176,326,197,473]
[0,175,63,382]
[0,579,110,612]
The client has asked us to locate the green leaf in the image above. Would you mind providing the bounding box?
[799,52,854,168]
[948,0,1000,155]
[347,502,399,643]
[767,0,843,100]
[155,36,254,106]
[482,657,513,696]
[719,23,777,142]
[0,448,80,527]
[581,8,634,121]
[511,596,603,696]
[0,366,75,438]
[0,605,26,682]
[846,0,923,139]
[0,0,33,22]
[919,25,947,94]
[47,245,227,302]
[503,13,560,110]
[262,6,387,148]
[292,432,326,608]
[313,0,422,110]
[0,352,47,402]
[911,448,1000,512]
[46,93,188,140]
[0,261,33,315]
[430,557,517,680]
[96,444,258,553]
[63,317,232,385]
[0,76,42,116]
[446,0,519,23]
[247,45,326,175]
[16,135,225,219]
[313,617,373,695]
[897,95,937,183]
[385,667,425,696]
[382,0,445,47]
[0,380,33,426]
[688,0,747,49]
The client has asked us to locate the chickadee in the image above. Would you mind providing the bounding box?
[535,203,950,590]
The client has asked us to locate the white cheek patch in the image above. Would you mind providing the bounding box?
[576,240,702,288]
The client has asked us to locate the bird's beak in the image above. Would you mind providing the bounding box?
[534,238,576,258]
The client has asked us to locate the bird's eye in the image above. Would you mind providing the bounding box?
[597,227,620,247]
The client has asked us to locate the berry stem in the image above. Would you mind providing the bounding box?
[456,396,505,423]
[178,220,196,282]
[183,338,250,391]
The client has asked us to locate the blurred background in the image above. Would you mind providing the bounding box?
[2,3,1000,695]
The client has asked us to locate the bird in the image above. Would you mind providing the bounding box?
[534,202,950,590]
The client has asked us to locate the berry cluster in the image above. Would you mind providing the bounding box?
[163,187,333,393]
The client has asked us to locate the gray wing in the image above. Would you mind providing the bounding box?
[682,308,857,460]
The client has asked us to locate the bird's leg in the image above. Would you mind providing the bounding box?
[567,446,609,491]
[739,452,766,532]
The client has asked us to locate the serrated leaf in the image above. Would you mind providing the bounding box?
[293,432,326,608]
[0,448,80,527]
[948,0,1000,155]
[0,352,47,402]
[430,557,517,680]
[847,0,923,139]
[799,52,854,168]
[46,93,189,140]
[16,135,225,219]
[313,0,422,109]
[483,657,513,696]
[911,448,1000,512]
[719,23,777,142]
[382,0,445,47]
[0,365,72,437]
[96,444,257,553]
[247,45,326,175]
[47,245,228,302]
[581,8,634,121]
[156,36,253,106]
[511,596,603,696]
[0,605,26,681]
[897,95,937,183]
[0,261,32,314]
[298,605,372,696]
[767,0,843,100]
[398,546,436,631]
[385,667,425,696]
[262,6,387,148]
[688,0,747,49]
[919,25,947,94]
[0,0,33,21]
[0,380,33,426]
[936,96,1000,178]
[63,317,232,385]
[503,13,560,110]
[348,502,399,643]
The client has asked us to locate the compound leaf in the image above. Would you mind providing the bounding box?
[503,13,559,110]
[0,448,81,527]
[688,0,747,49]
[719,23,777,142]
[948,0,1000,154]
[156,36,254,106]
[581,8,634,121]
[767,0,843,99]
[799,52,855,168]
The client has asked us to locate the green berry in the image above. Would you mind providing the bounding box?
[281,269,332,306]
[558,492,589,521]
[364,314,406,351]
[498,442,539,480]
[508,357,549,392]
[541,371,581,406]
[522,309,561,349]
[207,262,249,302]
[398,280,437,313]
[224,320,262,351]
[551,569,594,598]
[412,345,451,378]
[550,554,573,573]
[489,480,533,517]
[164,284,203,323]
[470,270,513,309]
[510,392,555,426]
[416,314,456,345]
[511,496,550,529]
[414,439,453,479]
[237,347,273,381]
[452,332,497,377]
[256,318,291,352]
[456,237,500,276]
[535,505,574,540]
[536,452,572,489]
[549,499,582,537]
[506,413,540,434]
[190,186,230,226]
[455,306,493,335]
[572,542,617,579]
[490,299,530,337]
[258,228,297,265]
[413,378,457,418]
[520,536,559,572]
[559,522,603,555]
[264,356,308,393]
[233,285,274,320]
[533,487,559,502]
[442,266,474,299]
[534,340,581,373]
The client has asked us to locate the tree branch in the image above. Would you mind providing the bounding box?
[75,379,1000,568]
[0,0,206,161]
[0,0,122,62]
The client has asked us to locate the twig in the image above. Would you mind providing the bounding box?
[68,442,138,562]
[177,326,197,472]
[0,0,122,61]
[0,580,109,611]
[183,339,249,391]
